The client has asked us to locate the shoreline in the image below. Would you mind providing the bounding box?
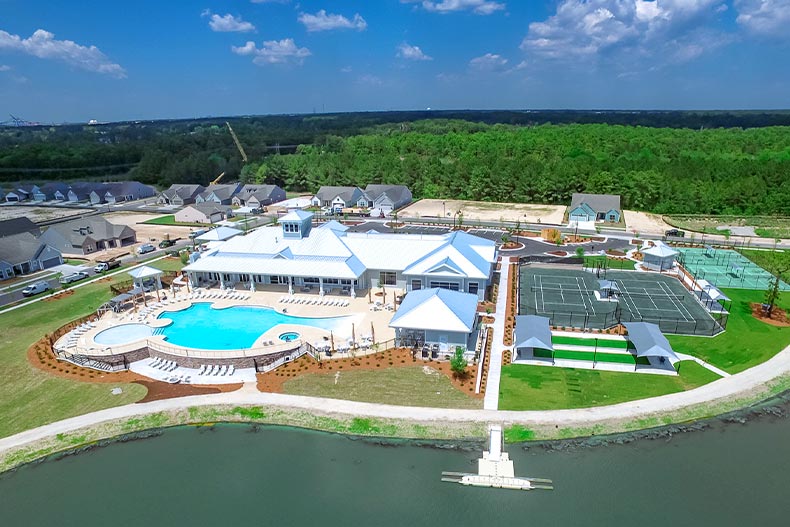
[2,365,790,474]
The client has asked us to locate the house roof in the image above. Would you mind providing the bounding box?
[314,186,363,203]
[196,226,243,242]
[623,322,679,363]
[188,202,231,216]
[0,217,40,238]
[0,232,47,265]
[43,216,131,244]
[162,184,205,200]
[319,220,349,232]
[514,315,553,350]
[104,181,155,197]
[37,182,71,197]
[364,184,411,204]
[389,288,478,333]
[570,193,621,213]
[236,184,282,201]
[199,183,242,201]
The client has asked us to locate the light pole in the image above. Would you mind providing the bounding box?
[442,201,446,222]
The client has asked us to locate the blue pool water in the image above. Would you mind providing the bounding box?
[279,332,300,342]
[94,324,154,345]
[156,302,348,350]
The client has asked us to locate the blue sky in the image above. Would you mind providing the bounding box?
[1,0,789,122]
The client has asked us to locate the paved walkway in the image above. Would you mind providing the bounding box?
[484,260,510,410]
[3,339,790,457]
[676,353,731,377]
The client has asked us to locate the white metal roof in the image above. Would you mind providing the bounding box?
[196,226,243,242]
[642,241,678,258]
[389,288,479,333]
[127,265,163,279]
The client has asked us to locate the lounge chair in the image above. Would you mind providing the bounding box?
[213,365,221,376]
[227,365,235,376]
[197,365,206,375]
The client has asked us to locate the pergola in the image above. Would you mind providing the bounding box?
[127,265,163,300]
[598,279,620,298]
[623,322,679,371]
[513,315,554,362]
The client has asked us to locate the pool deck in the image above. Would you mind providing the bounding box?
[54,286,398,361]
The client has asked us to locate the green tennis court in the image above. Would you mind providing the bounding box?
[520,266,724,335]
[676,247,790,291]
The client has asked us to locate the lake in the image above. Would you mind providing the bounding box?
[1,409,789,526]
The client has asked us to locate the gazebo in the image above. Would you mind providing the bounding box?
[598,279,620,299]
[513,315,554,362]
[127,265,163,297]
[623,322,679,371]
[642,241,678,272]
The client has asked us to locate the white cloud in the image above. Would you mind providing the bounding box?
[232,38,311,65]
[520,0,729,65]
[735,0,790,37]
[402,0,505,15]
[397,42,432,61]
[0,28,125,77]
[340,66,353,73]
[356,74,383,86]
[298,10,367,32]
[0,64,10,72]
[469,52,508,71]
[207,13,256,33]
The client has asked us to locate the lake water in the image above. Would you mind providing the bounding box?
[1,411,789,526]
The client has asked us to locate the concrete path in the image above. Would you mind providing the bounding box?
[3,339,790,457]
[483,261,510,410]
[676,353,731,377]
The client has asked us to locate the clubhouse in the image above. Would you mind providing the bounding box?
[184,210,497,301]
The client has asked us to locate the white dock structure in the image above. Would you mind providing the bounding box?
[442,425,553,491]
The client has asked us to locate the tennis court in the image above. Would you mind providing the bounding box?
[520,266,724,335]
[676,247,790,291]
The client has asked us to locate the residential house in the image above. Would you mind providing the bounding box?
[568,193,622,223]
[0,217,41,238]
[363,184,412,215]
[310,186,368,213]
[0,232,63,280]
[5,184,39,202]
[67,183,105,202]
[39,216,137,255]
[231,184,286,209]
[92,181,156,204]
[196,183,243,206]
[33,182,71,201]
[174,203,233,224]
[157,184,206,206]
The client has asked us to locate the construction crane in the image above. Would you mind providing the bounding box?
[226,122,248,163]
[0,114,41,127]
[211,171,226,185]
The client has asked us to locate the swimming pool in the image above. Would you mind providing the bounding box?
[94,324,154,345]
[155,303,349,350]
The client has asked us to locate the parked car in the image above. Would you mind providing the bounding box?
[665,229,685,238]
[137,243,156,254]
[22,281,51,297]
[189,229,208,239]
[94,260,121,273]
[158,238,179,248]
[59,271,89,284]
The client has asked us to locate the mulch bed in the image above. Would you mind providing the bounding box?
[547,250,568,257]
[43,289,75,302]
[136,380,242,403]
[750,303,790,327]
[257,347,481,398]
[500,241,525,250]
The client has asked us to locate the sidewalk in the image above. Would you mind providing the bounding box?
[483,260,510,410]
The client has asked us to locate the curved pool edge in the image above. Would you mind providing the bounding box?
[3,366,790,474]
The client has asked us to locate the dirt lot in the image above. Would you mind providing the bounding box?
[400,199,566,225]
[0,204,87,223]
[104,212,194,245]
[622,210,672,235]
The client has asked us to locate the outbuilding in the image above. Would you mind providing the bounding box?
[641,241,678,272]
[512,315,554,362]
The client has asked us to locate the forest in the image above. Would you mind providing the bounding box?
[1,110,789,215]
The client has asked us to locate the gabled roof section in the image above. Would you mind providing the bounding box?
[425,257,465,276]
[314,186,363,203]
[281,209,314,222]
[318,220,349,232]
[404,231,495,279]
[514,315,553,350]
[570,193,621,213]
[364,184,411,203]
[195,226,243,242]
[0,232,47,264]
[0,217,40,238]
[389,288,478,333]
[623,322,679,363]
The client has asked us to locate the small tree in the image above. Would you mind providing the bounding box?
[575,246,585,259]
[179,250,189,265]
[450,346,468,376]
[764,274,782,318]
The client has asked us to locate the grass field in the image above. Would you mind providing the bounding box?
[534,348,651,365]
[148,258,186,273]
[551,335,631,349]
[584,255,637,270]
[740,249,790,283]
[666,215,790,239]
[283,366,482,409]
[667,288,790,374]
[0,277,147,439]
[499,361,720,411]
[142,215,205,227]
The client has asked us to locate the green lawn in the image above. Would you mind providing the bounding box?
[148,258,185,273]
[0,277,147,439]
[552,335,631,349]
[533,348,649,365]
[142,215,205,227]
[283,366,482,409]
[499,361,720,411]
[667,288,790,374]
[584,255,636,270]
